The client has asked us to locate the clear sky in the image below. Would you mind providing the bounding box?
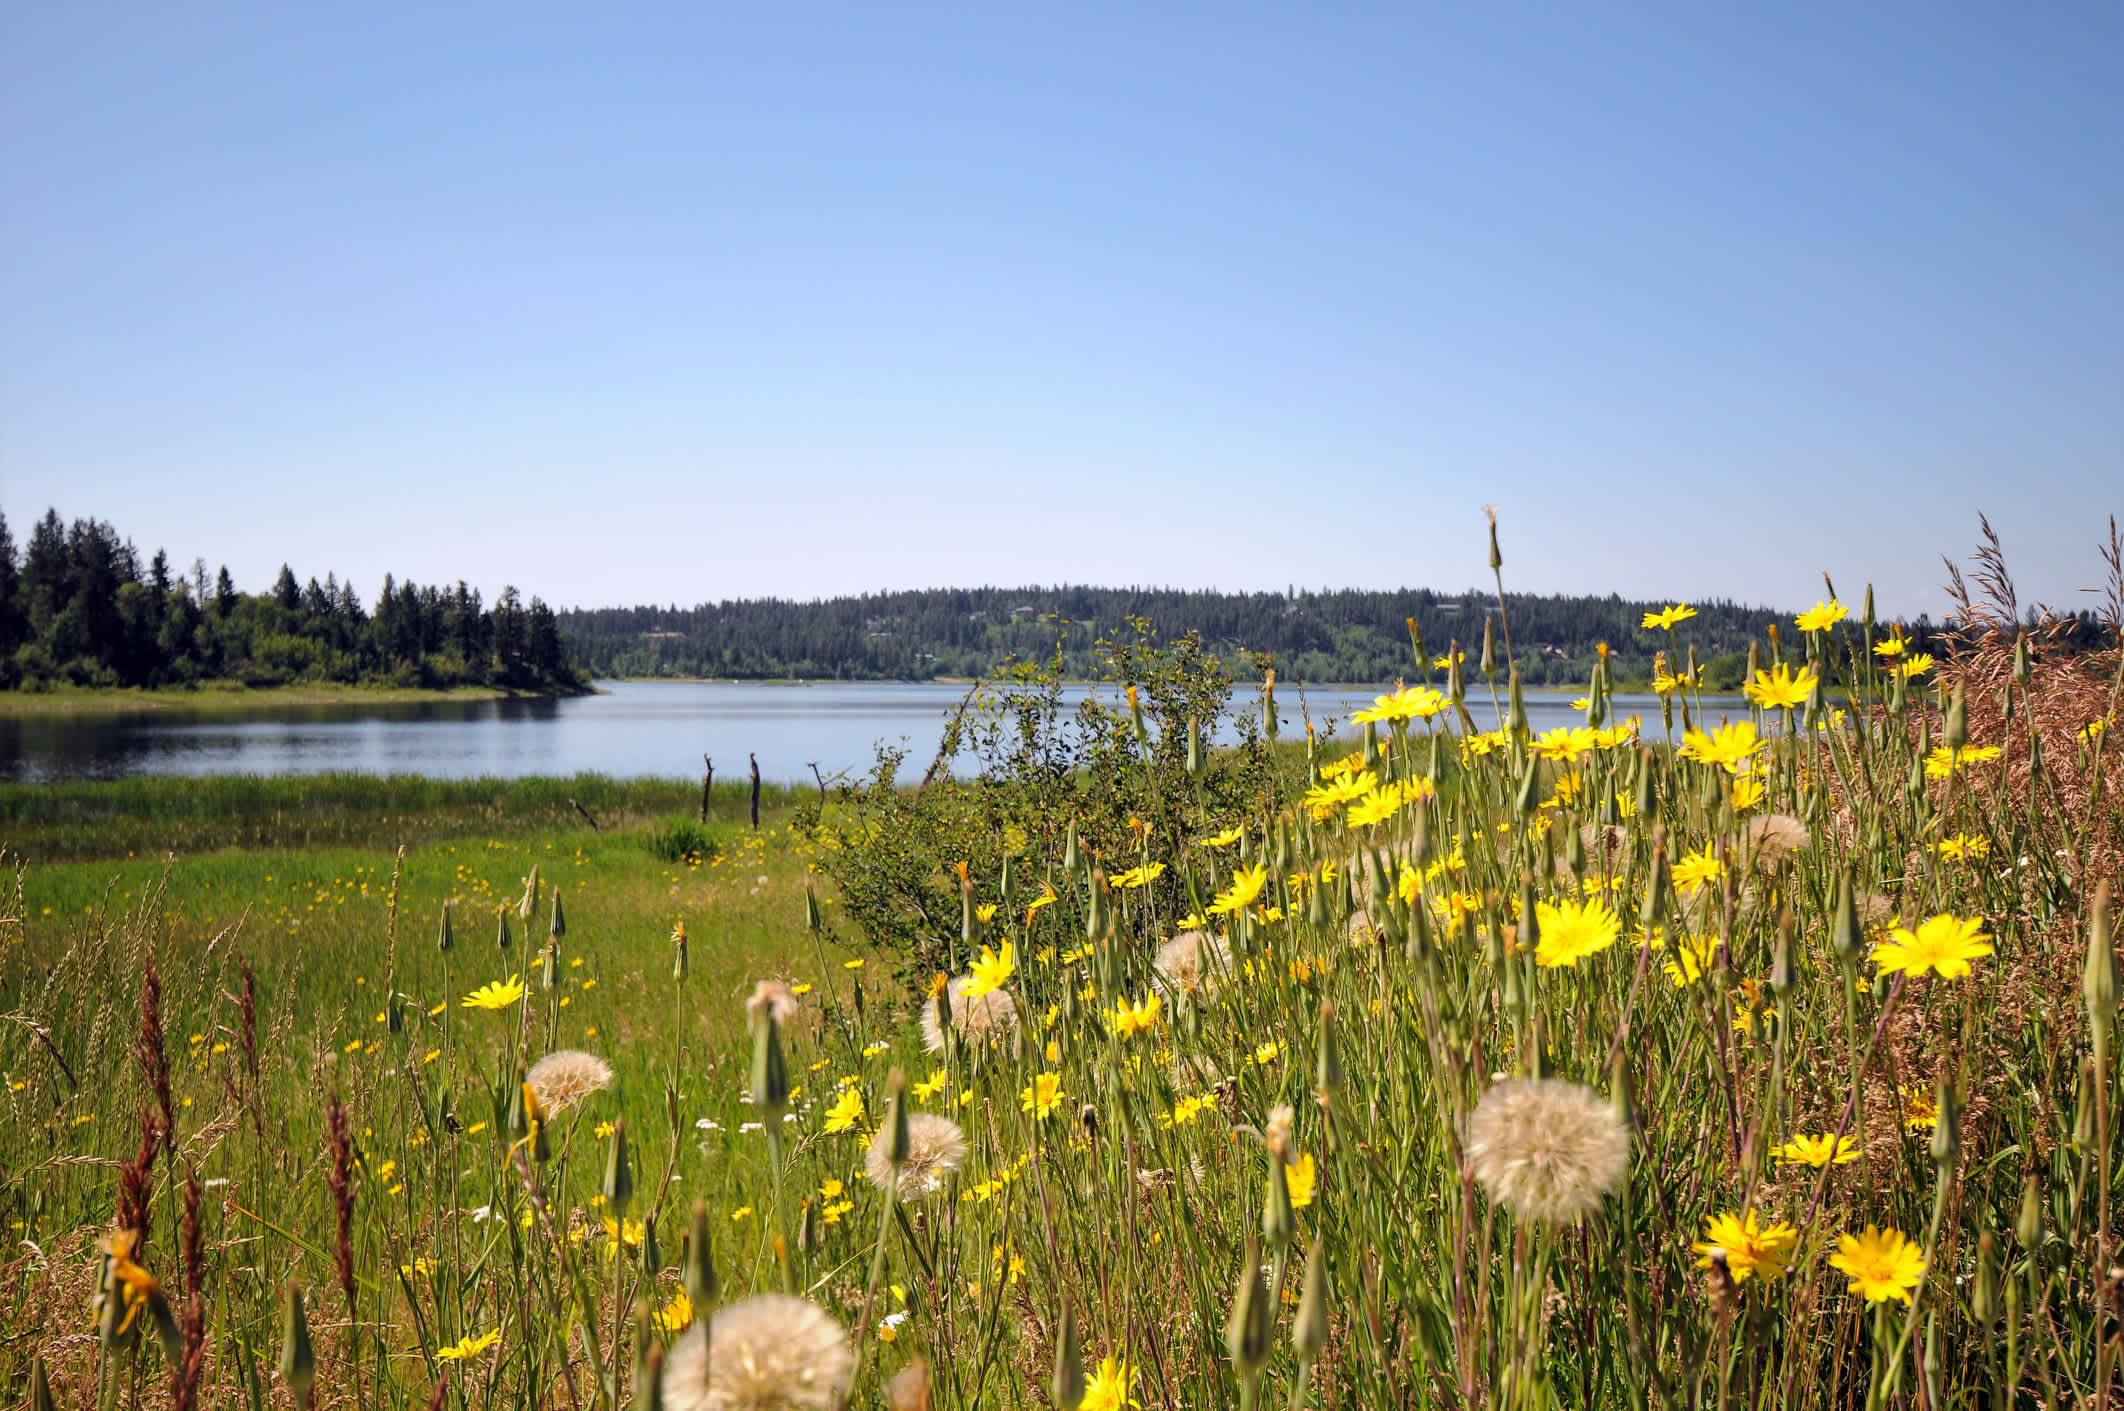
[3,5,2118,619]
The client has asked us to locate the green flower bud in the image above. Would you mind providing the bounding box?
[1929,1073,1959,1168]
[641,1211,662,1278]
[1051,1302,1085,1411]
[1830,868,1866,967]
[1507,671,1527,736]
[494,907,511,951]
[280,1281,316,1410]
[1291,1236,1329,1361]
[683,1200,720,1308]
[1944,681,1968,751]
[1480,618,1496,679]
[1225,1238,1273,1378]
[437,902,453,953]
[1062,821,1079,874]
[604,1118,634,1216]
[549,887,566,940]
[28,1353,54,1411]
[751,1013,790,1117]
[2084,882,2117,1056]
[1262,1151,1294,1252]
[1316,1000,1343,1098]
[2017,1170,2044,1251]
[1971,1231,1997,1327]
[1186,716,1203,777]
[885,1069,911,1167]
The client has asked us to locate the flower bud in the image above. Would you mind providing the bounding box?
[1262,1150,1295,1252]
[1480,618,1496,678]
[1929,1072,1959,1168]
[1186,716,1203,777]
[1830,868,1866,968]
[1051,1302,1085,1410]
[1292,1236,1329,1360]
[549,888,567,940]
[804,884,822,933]
[494,907,511,951]
[642,1211,662,1277]
[27,1354,53,1411]
[1944,681,1968,751]
[1971,1231,1998,1327]
[279,1281,316,1410]
[604,1118,634,1215]
[885,1069,911,1167]
[2084,882,2117,1054]
[437,902,453,953]
[1315,1000,1344,1099]
[1447,640,1466,702]
[2014,630,2031,683]
[751,1012,790,1117]
[683,1199,720,1307]
[1062,821,1079,874]
[1770,914,1797,997]
[2017,1171,2044,1251]
[1224,1238,1273,1379]
[1507,671,1527,736]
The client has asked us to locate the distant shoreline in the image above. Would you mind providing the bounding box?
[0,681,587,717]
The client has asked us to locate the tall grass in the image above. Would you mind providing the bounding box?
[2,522,2121,1410]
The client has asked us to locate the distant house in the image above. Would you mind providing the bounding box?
[644,630,685,641]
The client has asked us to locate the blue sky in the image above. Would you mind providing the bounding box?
[3,5,2118,618]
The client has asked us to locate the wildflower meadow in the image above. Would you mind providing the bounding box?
[4,517,2122,1409]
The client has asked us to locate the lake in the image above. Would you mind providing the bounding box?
[0,681,1715,785]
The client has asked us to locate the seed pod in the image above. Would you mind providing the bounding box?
[2084,882,2117,1057]
[549,888,566,940]
[1507,671,1527,736]
[1944,681,1968,751]
[1051,1303,1085,1411]
[683,1199,720,1307]
[751,1012,790,1117]
[1480,617,1496,678]
[641,1211,661,1278]
[885,1069,911,1167]
[1861,584,1875,630]
[1971,1232,1998,1327]
[1515,756,1541,816]
[804,884,822,933]
[1292,1236,1329,1360]
[1929,1073,1959,1168]
[1062,821,1079,874]
[494,907,511,951]
[1316,1000,1343,1099]
[604,1119,634,1215]
[961,870,979,945]
[1224,1237,1273,1379]
[2017,1170,2044,1250]
[1086,872,1108,942]
[1830,868,1866,967]
[437,902,454,953]
[1635,748,1658,819]
[279,1281,316,1410]
[2014,630,2031,683]
[1770,914,1797,997]
[1447,641,1466,702]
[1262,1151,1295,1252]
[1487,514,1502,571]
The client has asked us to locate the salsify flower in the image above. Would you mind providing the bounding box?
[435,1329,502,1362]
[1660,934,1718,986]
[1198,825,1244,848]
[1302,773,1374,818]
[1828,1226,1926,1304]
[1082,1354,1141,1411]
[461,975,525,1011]
[1285,1151,1317,1210]
[1106,993,1163,1039]
[1743,663,1818,710]
[1533,726,1600,763]
[1692,1209,1798,1283]
[1873,630,1907,658]
[822,1087,864,1134]
[1924,744,2004,779]
[1533,897,1622,968]
[1679,720,1764,773]
[1642,604,1696,631]
[1669,845,1724,898]
[1208,863,1270,916]
[1874,914,1993,979]
[1109,862,1164,890]
[1898,653,1935,678]
[1775,1133,1858,1167]
[1795,599,1847,632]
[1931,833,1991,862]
[1899,1083,1939,1130]
[960,942,1015,999]
[1021,1071,1063,1119]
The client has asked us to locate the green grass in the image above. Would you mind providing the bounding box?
[0,772,809,863]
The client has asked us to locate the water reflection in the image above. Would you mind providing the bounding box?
[0,682,1720,785]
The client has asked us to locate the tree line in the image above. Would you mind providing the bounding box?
[557,585,1816,687]
[0,508,584,692]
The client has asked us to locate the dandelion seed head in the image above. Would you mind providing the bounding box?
[1464,1077,1629,1225]
[1153,930,1231,1001]
[886,1359,932,1411]
[866,1113,968,1201]
[524,1050,614,1116]
[660,1295,854,1411]
[919,976,1018,1054]
[1745,814,1811,866]
[747,980,800,1028]
[1264,1103,1296,1162]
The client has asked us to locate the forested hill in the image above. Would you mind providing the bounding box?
[0,508,585,692]
[558,587,1813,687]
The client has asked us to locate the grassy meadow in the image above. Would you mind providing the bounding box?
[3,533,2123,1411]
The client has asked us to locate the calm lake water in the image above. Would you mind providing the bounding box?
[0,681,1711,785]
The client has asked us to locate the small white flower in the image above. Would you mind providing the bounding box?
[695,1118,722,1131]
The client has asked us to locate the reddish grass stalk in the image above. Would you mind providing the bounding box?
[169,1167,207,1411]
[138,956,174,1153]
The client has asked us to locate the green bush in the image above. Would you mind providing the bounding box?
[642,814,726,863]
